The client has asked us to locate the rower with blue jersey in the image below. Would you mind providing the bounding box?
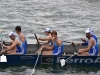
[15,26,27,52]
[1,32,26,54]
[16,37,26,54]
[78,29,98,56]
[52,40,63,55]
[35,30,63,55]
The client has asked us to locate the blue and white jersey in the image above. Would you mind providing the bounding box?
[92,34,97,42]
[16,38,26,54]
[17,34,27,50]
[88,37,98,56]
[52,39,63,55]
[24,38,27,49]
[82,34,98,46]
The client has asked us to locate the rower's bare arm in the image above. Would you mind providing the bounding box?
[6,40,18,51]
[83,39,94,52]
[38,41,48,44]
[38,37,50,41]
[81,38,86,42]
[56,40,62,47]
[2,44,10,49]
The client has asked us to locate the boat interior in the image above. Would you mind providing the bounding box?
[0,43,100,55]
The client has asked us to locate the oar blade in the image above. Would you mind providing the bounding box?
[0,55,7,62]
[60,59,66,67]
[31,69,36,75]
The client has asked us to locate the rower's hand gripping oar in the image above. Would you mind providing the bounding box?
[60,42,78,67]
[31,48,42,75]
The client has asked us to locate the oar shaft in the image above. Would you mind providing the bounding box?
[63,41,72,43]
[65,52,79,61]
[1,37,3,50]
[31,48,42,75]
[31,54,40,75]
[65,54,75,61]
[34,54,40,69]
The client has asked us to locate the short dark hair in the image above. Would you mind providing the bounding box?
[51,30,57,35]
[15,26,21,31]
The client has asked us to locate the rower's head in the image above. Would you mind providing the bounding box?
[8,32,16,40]
[45,28,51,35]
[15,26,21,34]
[51,30,57,38]
[87,28,93,35]
[85,29,92,38]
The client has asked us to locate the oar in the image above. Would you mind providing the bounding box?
[60,52,78,67]
[0,29,3,50]
[31,48,42,75]
[63,41,72,43]
[34,33,39,45]
[60,42,78,67]
[0,29,7,62]
[72,42,77,52]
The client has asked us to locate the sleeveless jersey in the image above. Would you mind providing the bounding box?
[88,37,98,56]
[16,38,26,54]
[51,38,63,55]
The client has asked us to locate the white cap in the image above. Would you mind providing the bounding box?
[85,28,93,34]
[87,28,93,32]
[85,29,90,33]
[45,28,51,32]
[8,32,16,36]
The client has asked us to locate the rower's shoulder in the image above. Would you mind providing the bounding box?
[20,33,26,38]
[47,35,52,39]
[90,37,96,42]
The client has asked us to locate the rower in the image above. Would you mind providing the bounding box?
[37,28,52,44]
[1,32,26,54]
[15,26,27,50]
[78,29,98,56]
[35,30,64,55]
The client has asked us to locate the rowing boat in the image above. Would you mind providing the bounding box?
[0,44,100,67]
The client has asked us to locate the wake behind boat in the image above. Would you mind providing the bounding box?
[0,44,100,67]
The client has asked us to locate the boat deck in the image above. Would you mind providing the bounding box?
[26,44,100,54]
[0,44,100,55]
